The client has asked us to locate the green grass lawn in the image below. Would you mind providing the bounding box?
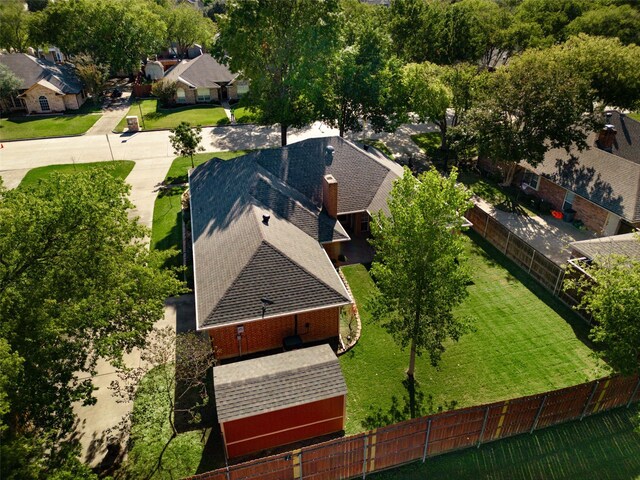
[122,365,224,479]
[18,161,134,189]
[411,132,442,157]
[151,151,250,269]
[0,112,101,141]
[115,99,229,132]
[372,406,640,480]
[457,169,508,205]
[339,231,606,434]
[231,106,259,124]
[629,112,640,121]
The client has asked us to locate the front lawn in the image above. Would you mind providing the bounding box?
[339,231,606,434]
[372,406,640,480]
[151,151,250,268]
[359,138,394,158]
[0,113,101,141]
[629,112,640,121]
[410,132,441,157]
[19,161,134,189]
[115,99,229,132]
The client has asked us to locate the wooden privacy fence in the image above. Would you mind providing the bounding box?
[185,374,640,480]
[464,205,583,313]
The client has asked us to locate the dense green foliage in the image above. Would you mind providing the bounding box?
[0,171,185,478]
[369,168,474,378]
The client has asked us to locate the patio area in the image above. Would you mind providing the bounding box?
[340,235,375,266]
[474,197,598,265]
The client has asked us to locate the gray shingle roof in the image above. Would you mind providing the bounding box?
[528,134,640,222]
[214,345,347,423]
[571,233,640,263]
[604,111,640,165]
[0,53,82,94]
[163,53,237,88]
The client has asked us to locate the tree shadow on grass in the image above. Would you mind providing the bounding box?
[362,378,459,430]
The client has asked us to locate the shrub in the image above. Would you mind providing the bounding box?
[152,80,178,107]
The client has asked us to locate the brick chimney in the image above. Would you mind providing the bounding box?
[322,174,338,218]
[596,124,617,153]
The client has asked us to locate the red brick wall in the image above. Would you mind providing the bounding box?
[571,196,608,234]
[323,242,341,261]
[209,306,340,360]
[535,177,566,211]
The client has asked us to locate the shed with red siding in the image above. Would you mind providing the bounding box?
[214,344,347,458]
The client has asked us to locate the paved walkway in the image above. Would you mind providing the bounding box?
[85,92,133,136]
[474,197,597,264]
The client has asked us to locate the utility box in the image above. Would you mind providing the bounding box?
[126,115,140,132]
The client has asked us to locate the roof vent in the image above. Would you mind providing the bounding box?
[325,145,335,156]
[262,214,270,225]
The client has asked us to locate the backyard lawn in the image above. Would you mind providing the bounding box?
[151,151,250,268]
[372,406,640,480]
[115,99,229,132]
[339,231,607,434]
[359,138,394,158]
[18,161,134,189]
[411,131,441,157]
[629,112,640,121]
[0,112,101,141]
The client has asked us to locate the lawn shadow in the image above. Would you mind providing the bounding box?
[465,230,597,351]
[362,378,458,430]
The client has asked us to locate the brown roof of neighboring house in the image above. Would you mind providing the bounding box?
[570,232,640,263]
[163,53,237,89]
[0,53,82,94]
[189,137,401,330]
[526,112,640,222]
[214,345,347,423]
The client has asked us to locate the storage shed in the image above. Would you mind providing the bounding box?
[214,344,347,458]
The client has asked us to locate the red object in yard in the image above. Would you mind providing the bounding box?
[214,345,347,458]
[551,210,563,219]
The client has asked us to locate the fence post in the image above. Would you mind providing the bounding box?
[504,231,511,254]
[477,406,490,448]
[422,418,432,463]
[225,465,230,480]
[553,268,564,295]
[483,212,490,237]
[581,381,600,420]
[528,250,536,273]
[530,395,548,433]
[628,377,640,408]
[362,435,368,479]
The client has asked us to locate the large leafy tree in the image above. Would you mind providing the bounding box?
[0,0,31,53]
[30,0,166,73]
[369,168,474,379]
[73,54,110,103]
[468,47,596,184]
[166,4,217,59]
[514,0,591,43]
[565,4,640,46]
[321,0,404,137]
[215,0,341,146]
[0,64,22,106]
[0,171,184,478]
[388,0,445,64]
[564,247,640,376]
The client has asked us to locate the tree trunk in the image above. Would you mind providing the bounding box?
[407,337,417,379]
[281,124,288,146]
[439,118,448,170]
[500,163,517,187]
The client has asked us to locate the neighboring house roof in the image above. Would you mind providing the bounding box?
[0,53,82,94]
[163,53,237,89]
[190,136,400,330]
[571,233,640,263]
[214,344,347,423]
[526,112,640,222]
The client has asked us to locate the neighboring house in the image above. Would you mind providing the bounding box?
[214,344,347,458]
[517,111,640,235]
[0,53,86,114]
[570,232,640,264]
[188,136,403,361]
[162,53,248,104]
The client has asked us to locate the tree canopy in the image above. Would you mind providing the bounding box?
[166,4,217,59]
[369,168,474,379]
[0,0,31,53]
[215,0,342,145]
[0,170,184,478]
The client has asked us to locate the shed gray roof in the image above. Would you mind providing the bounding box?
[527,128,640,222]
[571,233,640,263]
[214,345,347,423]
[0,53,82,94]
[163,53,237,88]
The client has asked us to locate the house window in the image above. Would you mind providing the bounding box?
[176,88,186,104]
[360,214,370,232]
[237,80,249,96]
[563,191,575,211]
[196,88,210,102]
[38,95,50,111]
[522,171,540,190]
[9,96,25,109]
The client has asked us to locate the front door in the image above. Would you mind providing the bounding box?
[220,85,228,101]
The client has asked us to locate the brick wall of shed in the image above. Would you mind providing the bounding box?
[23,84,65,113]
[571,196,609,234]
[208,306,340,360]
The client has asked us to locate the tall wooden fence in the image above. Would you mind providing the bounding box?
[464,205,583,314]
[185,374,640,480]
